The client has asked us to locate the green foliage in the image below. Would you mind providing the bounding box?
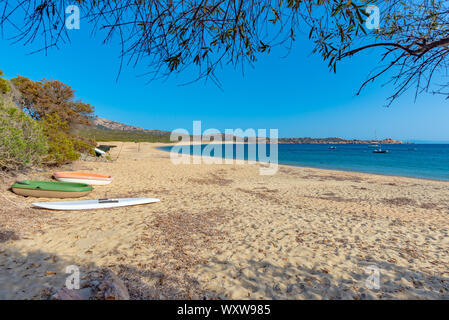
[71,136,96,156]
[305,0,449,103]
[0,79,10,94]
[1,1,449,104]
[40,114,96,165]
[0,70,11,94]
[11,76,94,125]
[41,114,80,165]
[77,128,174,143]
[0,71,97,170]
[0,97,48,171]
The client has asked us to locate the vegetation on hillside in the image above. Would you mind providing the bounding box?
[77,127,174,143]
[0,92,48,171]
[40,114,82,165]
[0,71,97,171]
[11,75,96,165]
[0,70,11,94]
[11,76,95,125]
[0,69,175,171]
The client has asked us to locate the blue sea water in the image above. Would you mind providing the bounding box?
[159,144,449,181]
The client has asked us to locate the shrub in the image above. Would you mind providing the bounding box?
[40,114,96,164]
[42,114,80,165]
[0,97,48,171]
[71,135,96,156]
[0,70,11,94]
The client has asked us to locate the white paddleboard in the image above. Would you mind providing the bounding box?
[33,197,160,211]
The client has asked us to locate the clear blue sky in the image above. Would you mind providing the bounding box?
[0,22,448,142]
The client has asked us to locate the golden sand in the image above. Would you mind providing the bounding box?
[1,142,448,299]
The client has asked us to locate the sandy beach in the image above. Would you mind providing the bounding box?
[1,141,448,299]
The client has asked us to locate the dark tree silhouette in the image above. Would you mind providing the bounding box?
[0,1,448,104]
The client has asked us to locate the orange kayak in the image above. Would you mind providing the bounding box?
[53,172,113,185]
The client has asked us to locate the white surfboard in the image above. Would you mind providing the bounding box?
[32,197,160,211]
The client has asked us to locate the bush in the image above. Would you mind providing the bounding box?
[41,114,81,165]
[1,72,98,170]
[0,79,10,94]
[0,97,48,171]
[0,70,11,94]
[71,136,96,156]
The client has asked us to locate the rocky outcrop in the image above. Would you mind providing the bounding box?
[93,117,170,136]
[277,137,411,144]
[94,117,146,131]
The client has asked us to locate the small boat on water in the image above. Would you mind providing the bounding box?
[329,146,337,149]
[372,131,388,153]
[33,197,160,211]
[11,180,92,198]
[373,149,389,154]
[53,172,113,185]
[373,144,389,153]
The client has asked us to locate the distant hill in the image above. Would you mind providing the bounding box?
[93,117,171,136]
[88,117,410,144]
[277,137,410,144]
[74,117,174,143]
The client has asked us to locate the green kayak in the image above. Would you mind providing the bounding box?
[12,180,93,198]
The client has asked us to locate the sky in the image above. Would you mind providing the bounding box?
[0,17,448,142]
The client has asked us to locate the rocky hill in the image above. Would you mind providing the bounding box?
[93,117,171,136]
[92,117,410,144]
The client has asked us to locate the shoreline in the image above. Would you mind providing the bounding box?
[1,141,448,299]
[156,143,449,183]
